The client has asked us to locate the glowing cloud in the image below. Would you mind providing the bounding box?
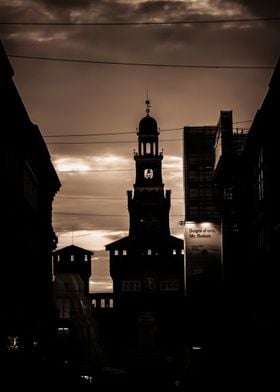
[54,157,92,172]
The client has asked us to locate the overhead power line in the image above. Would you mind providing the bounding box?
[57,168,134,173]
[1,17,280,26]
[55,212,126,217]
[47,138,182,145]
[43,127,183,137]
[43,122,250,138]
[8,54,274,69]
[56,166,182,173]
[56,195,183,200]
[54,226,183,232]
[54,212,184,217]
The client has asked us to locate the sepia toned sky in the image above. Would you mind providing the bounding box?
[1,0,279,291]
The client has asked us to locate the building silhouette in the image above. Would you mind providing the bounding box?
[212,111,247,308]
[182,58,280,382]
[106,101,185,378]
[183,123,223,355]
[239,57,280,324]
[213,57,280,385]
[52,245,104,384]
[53,244,93,295]
[183,110,261,387]
[213,59,280,319]
[183,125,220,223]
[0,40,61,382]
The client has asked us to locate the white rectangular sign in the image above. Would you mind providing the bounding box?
[185,222,222,277]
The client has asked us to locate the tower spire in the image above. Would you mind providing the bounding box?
[145,93,151,116]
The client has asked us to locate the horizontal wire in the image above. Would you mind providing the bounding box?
[55,195,183,199]
[1,17,280,26]
[47,138,182,145]
[8,54,275,69]
[54,212,184,217]
[43,127,183,137]
[43,123,250,138]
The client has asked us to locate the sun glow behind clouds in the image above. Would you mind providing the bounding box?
[54,157,92,172]
[94,154,131,168]
[164,155,182,169]
[56,230,121,293]
[188,0,243,16]
[57,229,128,251]
[8,31,68,43]
[89,280,113,293]
[53,153,131,172]
[164,155,183,183]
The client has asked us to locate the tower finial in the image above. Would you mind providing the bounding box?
[145,92,151,115]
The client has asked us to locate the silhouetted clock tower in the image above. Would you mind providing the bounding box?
[129,99,171,242]
[106,101,185,366]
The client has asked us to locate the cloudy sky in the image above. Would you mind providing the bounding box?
[1,0,279,291]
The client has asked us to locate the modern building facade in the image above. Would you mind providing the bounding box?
[183,124,223,345]
[213,59,280,321]
[213,111,247,307]
[239,57,280,322]
[183,112,250,383]
[184,125,220,223]
[211,58,280,384]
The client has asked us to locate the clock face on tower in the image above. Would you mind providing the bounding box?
[144,168,153,179]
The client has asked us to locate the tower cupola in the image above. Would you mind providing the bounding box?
[138,99,159,136]
[137,99,160,156]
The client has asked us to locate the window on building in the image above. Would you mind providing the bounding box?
[160,279,180,291]
[147,249,152,255]
[257,146,264,201]
[223,186,233,200]
[7,336,20,351]
[173,249,177,255]
[70,254,74,262]
[23,161,39,211]
[122,280,141,292]
[109,298,114,308]
[57,298,71,319]
[84,254,88,261]
[101,299,105,308]
[259,226,265,250]
[145,275,156,291]
[114,250,119,256]
[123,250,127,255]
[57,327,70,336]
